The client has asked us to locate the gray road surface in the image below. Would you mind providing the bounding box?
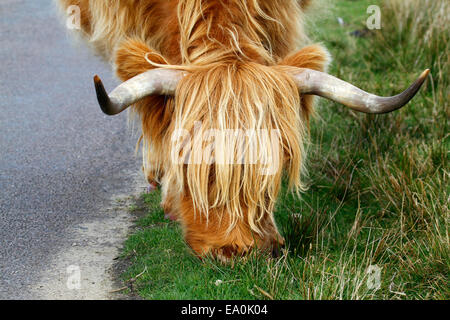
[0,0,140,299]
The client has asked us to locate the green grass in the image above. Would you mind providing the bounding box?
[119,0,449,300]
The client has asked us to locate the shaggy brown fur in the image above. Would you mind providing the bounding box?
[57,0,329,257]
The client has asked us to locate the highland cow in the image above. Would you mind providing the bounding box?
[57,0,429,259]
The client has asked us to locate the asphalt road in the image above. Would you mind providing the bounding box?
[0,0,140,299]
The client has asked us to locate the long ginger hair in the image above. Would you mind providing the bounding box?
[150,0,311,236]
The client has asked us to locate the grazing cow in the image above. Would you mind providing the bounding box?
[57,0,429,258]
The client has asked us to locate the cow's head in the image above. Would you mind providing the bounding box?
[92,62,429,258]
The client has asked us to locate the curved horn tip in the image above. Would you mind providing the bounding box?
[93,75,101,84]
[93,74,105,93]
[93,75,116,116]
[376,69,431,114]
[420,69,431,81]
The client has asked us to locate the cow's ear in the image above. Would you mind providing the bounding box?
[299,0,313,10]
[114,38,168,81]
[279,44,331,73]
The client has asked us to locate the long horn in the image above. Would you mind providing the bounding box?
[291,68,430,114]
[93,68,184,115]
